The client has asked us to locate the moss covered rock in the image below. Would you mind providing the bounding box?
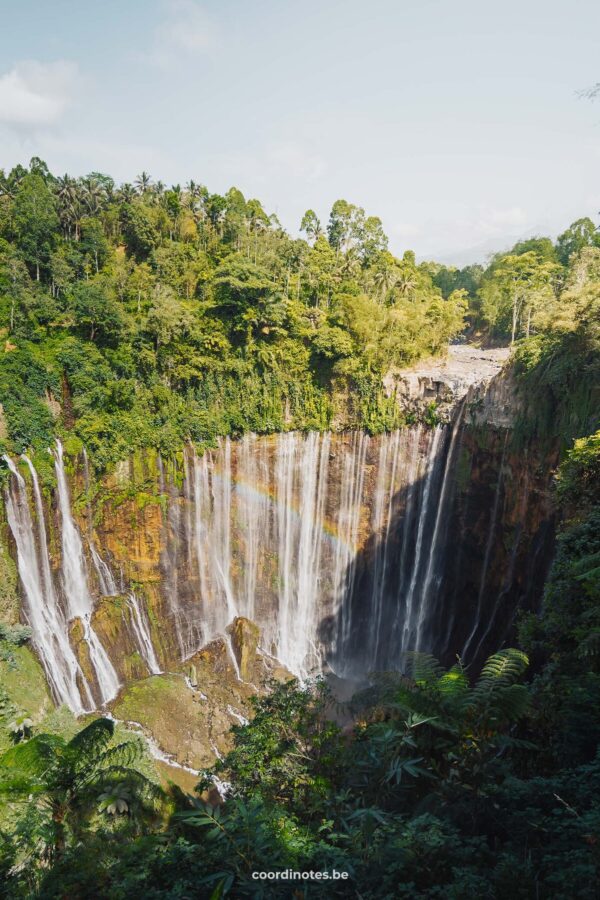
[111,627,290,784]
[0,536,19,625]
[0,645,53,754]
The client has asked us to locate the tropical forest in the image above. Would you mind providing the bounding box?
[0,154,598,900]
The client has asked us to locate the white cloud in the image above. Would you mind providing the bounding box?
[143,0,218,67]
[161,0,216,52]
[0,60,77,127]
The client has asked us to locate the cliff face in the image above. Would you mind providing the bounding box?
[431,426,556,660]
[1,354,559,776]
[385,345,513,423]
[72,419,555,682]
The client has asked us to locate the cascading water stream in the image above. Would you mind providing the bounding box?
[400,426,445,653]
[53,440,120,705]
[414,400,466,651]
[3,455,92,713]
[334,432,370,658]
[90,545,119,596]
[369,430,400,664]
[127,593,162,674]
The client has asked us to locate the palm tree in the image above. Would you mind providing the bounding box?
[55,174,80,239]
[185,179,198,199]
[118,182,136,204]
[184,180,206,219]
[81,176,106,216]
[395,271,418,297]
[0,164,27,200]
[373,262,399,303]
[134,171,152,195]
[340,245,361,279]
[0,172,16,201]
[0,718,162,860]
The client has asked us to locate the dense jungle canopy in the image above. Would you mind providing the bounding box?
[0,157,597,467]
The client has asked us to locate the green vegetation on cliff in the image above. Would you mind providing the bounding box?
[0,160,467,467]
[510,252,600,445]
[1,160,599,471]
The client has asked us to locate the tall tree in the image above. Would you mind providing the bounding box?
[479,251,560,342]
[70,277,124,342]
[300,209,322,243]
[134,171,152,195]
[556,217,599,266]
[13,173,59,280]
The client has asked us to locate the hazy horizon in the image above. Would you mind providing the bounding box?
[1,0,599,264]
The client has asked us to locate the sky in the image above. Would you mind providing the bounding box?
[0,0,599,263]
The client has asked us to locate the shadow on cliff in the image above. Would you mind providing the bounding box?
[318,427,557,681]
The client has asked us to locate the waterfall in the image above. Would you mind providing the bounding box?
[334,431,370,658]
[272,431,331,675]
[5,418,514,704]
[330,422,468,676]
[127,593,161,674]
[395,426,423,606]
[237,433,268,625]
[400,426,445,653]
[414,401,466,651]
[462,431,509,660]
[368,430,401,664]
[3,455,92,713]
[191,452,215,639]
[211,437,237,624]
[54,440,120,705]
[153,427,466,680]
[90,545,119,596]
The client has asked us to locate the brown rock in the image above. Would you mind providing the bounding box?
[228,616,259,681]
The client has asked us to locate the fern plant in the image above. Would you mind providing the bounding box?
[0,717,163,861]
[350,648,531,806]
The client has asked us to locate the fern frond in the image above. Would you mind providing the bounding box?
[402,652,444,686]
[68,717,114,759]
[95,738,147,771]
[96,767,164,804]
[438,666,469,698]
[0,773,45,797]
[0,734,64,775]
[475,649,528,691]
[488,684,530,722]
